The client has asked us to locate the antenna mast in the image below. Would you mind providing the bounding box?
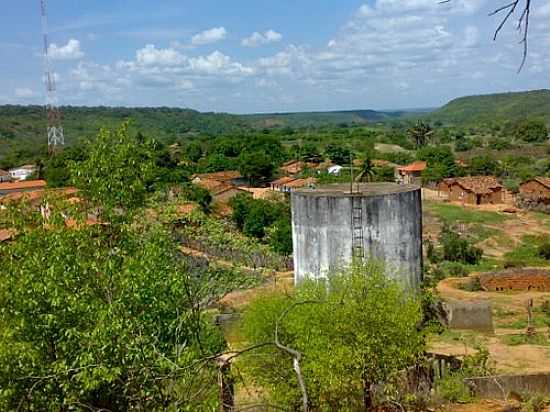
[40,0,64,155]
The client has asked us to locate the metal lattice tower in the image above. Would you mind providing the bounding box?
[40,0,64,154]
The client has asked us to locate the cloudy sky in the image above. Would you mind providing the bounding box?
[2,0,550,113]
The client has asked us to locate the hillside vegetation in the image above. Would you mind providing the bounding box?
[242,109,411,128]
[428,89,550,126]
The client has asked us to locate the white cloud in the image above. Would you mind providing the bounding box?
[189,51,255,75]
[48,39,84,60]
[242,30,283,47]
[136,44,186,66]
[191,27,227,46]
[14,88,34,98]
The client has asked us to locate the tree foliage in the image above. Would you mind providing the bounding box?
[241,263,424,410]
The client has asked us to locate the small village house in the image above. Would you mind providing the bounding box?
[0,180,47,197]
[8,164,37,181]
[439,176,503,205]
[0,169,12,183]
[270,176,317,193]
[396,161,427,185]
[519,177,550,200]
[192,171,246,187]
[194,178,250,204]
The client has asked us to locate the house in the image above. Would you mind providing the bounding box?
[195,178,249,203]
[9,164,37,181]
[396,161,427,185]
[519,177,550,200]
[270,176,317,193]
[280,160,306,176]
[440,176,503,205]
[327,165,344,175]
[0,180,47,197]
[0,169,12,183]
[192,171,246,186]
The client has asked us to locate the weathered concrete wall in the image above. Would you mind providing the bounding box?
[466,373,550,398]
[443,299,494,332]
[291,184,423,290]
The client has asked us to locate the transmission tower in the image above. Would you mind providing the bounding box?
[40,0,64,155]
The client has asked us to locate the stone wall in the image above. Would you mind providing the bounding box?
[466,373,550,398]
[480,268,550,292]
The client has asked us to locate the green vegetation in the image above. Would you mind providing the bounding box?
[428,89,550,127]
[0,124,252,410]
[240,262,424,410]
[424,202,508,225]
[504,235,550,267]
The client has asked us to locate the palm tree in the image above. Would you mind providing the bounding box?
[408,121,434,148]
[355,158,375,182]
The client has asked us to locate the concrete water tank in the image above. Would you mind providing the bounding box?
[291,183,423,289]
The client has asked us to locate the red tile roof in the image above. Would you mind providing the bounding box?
[285,177,317,188]
[194,171,241,182]
[0,169,9,177]
[0,180,46,191]
[271,176,296,186]
[448,176,502,195]
[397,161,427,173]
[527,177,550,189]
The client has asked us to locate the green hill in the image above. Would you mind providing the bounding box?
[428,89,550,126]
[242,109,410,128]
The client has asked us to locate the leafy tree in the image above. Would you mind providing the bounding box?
[241,262,424,410]
[439,225,483,265]
[455,138,473,152]
[185,141,204,162]
[239,151,275,184]
[182,183,212,211]
[469,155,500,176]
[69,122,156,217]
[44,145,87,188]
[299,143,323,163]
[417,145,458,182]
[266,218,293,255]
[324,144,351,165]
[373,165,396,182]
[515,119,548,143]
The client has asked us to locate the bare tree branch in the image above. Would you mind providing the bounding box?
[441,0,533,72]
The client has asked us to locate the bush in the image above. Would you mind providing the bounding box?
[439,225,483,265]
[440,261,470,278]
[538,243,550,260]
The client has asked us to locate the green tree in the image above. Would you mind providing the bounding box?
[0,216,225,410]
[515,119,548,143]
[469,155,500,176]
[69,122,156,217]
[241,262,424,410]
[185,141,204,162]
[324,144,351,165]
[239,151,275,184]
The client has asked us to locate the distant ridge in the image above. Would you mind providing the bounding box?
[427,89,550,125]
[241,109,418,128]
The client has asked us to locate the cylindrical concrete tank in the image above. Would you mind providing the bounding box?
[291,183,423,290]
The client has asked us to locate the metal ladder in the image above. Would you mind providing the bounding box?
[351,197,364,260]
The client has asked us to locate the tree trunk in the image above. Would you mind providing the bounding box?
[363,379,373,411]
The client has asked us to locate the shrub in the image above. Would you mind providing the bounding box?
[439,225,483,265]
[537,243,550,260]
[440,261,470,278]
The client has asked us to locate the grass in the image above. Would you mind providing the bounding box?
[469,224,502,243]
[500,333,550,346]
[503,234,550,267]
[424,202,509,225]
[497,316,550,330]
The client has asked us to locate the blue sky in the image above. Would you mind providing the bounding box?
[2,0,550,113]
